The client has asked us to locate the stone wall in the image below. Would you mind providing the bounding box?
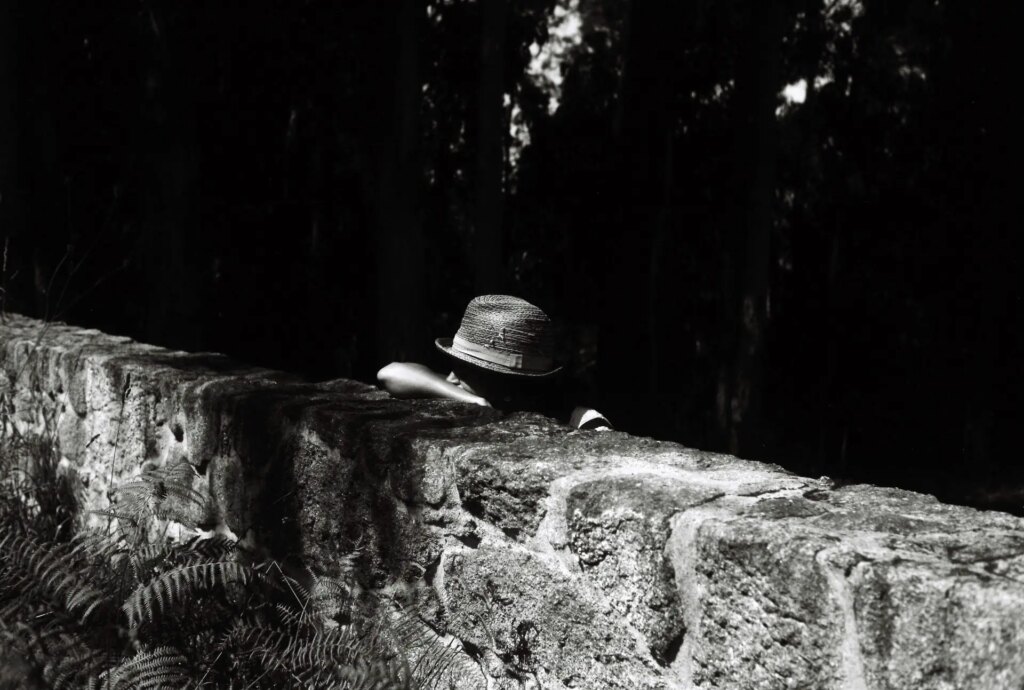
[2,313,1023,689]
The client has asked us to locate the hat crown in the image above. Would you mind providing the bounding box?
[455,295,554,357]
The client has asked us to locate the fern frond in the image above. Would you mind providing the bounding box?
[185,534,237,561]
[105,646,190,690]
[1,619,109,690]
[123,561,251,627]
[259,563,353,629]
[384,612,481,689]
[160,458,199,486]
[0,532,112,624]
[69,530,126,564]
[225,623,365,676]
[331,550,360,582]
[43,646,111,690]
[309,575,353,620]
[111,478,158,505]
[152,497,206,526]
[284,627,365,670]
[335,659,412,690]
[128,542,169,564]
[108,459,207,530]
[152,476,206,510]
[273,602,325,632]
[128,542,174,583]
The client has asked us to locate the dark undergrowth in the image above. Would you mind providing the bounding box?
[0,391,463,689]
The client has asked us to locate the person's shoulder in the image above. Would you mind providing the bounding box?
[569,406,613,431]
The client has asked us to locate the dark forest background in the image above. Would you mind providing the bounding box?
[1,0,1021,512]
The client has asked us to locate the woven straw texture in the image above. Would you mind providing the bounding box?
[435,295,561,377]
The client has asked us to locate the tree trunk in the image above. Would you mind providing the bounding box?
[138,2,202,351]
[599,0,676,434]
[725,2,783,455]
[13,0,63,319]
[0,0,18,257]
[963,260,997,481]
[474,0,507,294]
[373,0,426,362]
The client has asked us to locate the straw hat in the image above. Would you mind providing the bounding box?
[435,295,562,378]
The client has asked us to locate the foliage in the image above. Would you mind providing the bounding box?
[0,390,79,543]
[0,427,459,688]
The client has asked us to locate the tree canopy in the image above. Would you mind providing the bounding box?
[1,0,1021,511]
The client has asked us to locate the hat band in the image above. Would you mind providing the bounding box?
[452,335,553,373]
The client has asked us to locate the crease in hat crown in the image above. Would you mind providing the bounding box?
[435,295,562,377]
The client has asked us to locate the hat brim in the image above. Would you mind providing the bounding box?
[435,338,562,378]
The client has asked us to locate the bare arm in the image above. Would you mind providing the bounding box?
[569,406,613,431]
[377,362,490,407]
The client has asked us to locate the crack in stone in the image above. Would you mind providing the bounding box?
[736,483,809,499]
[817,547,869,690]
[667,492,728,522]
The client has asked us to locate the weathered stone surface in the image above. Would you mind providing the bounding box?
[440,543,667,688]
[665,484,1024,689]
[4,313,1024,689]
[565,474,718,663]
